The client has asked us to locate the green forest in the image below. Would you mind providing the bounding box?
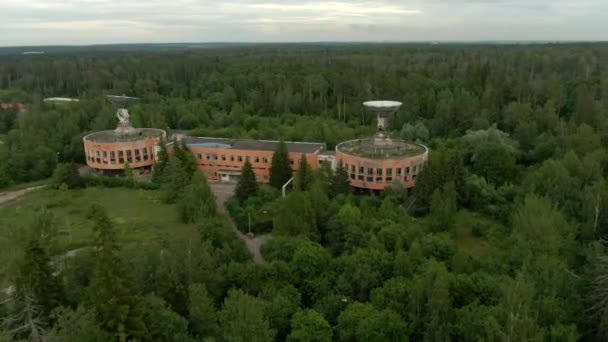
[1,43,608,341]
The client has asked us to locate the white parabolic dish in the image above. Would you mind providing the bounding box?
[363,100,402,112]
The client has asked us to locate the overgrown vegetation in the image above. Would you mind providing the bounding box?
[1,43,608,340]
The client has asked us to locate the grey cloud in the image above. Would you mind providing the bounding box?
[0,0,606,46]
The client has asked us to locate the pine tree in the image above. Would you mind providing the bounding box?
[296,155,314,191]
[161,156,191,204]
[329,162,350,197]
[177,172,217,223]
[11,237,64,332]
[152,138,169,182]
[269,140,293,189]
[172,138,196,176]
[88,205,146,341]
[235,160,258,203]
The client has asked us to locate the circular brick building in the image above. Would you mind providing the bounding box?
[334,100,429,191]
[83,128,166,174]
[83,95,166,175]
[336,138,428,191]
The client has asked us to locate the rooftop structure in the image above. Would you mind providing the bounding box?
[106,94,139,135]
[335,100,428,191]
[0,103,27,112]
[83,95,165,175]
[183,137,324,154]
[43,97,80,103]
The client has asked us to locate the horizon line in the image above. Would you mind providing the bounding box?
[2,40,608,49]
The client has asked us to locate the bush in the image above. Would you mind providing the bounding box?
[226,198,273,234]
[81,175,160,190]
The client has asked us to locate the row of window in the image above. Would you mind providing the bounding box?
[195,153,301,166]
[343,163,422,184]
[87,147,154,165]
[197,153,271,164]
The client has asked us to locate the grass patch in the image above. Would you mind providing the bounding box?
[0,187,196,283]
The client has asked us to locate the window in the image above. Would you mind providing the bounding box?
[110,151,116,164]
[196,153,202,160]
[143,148,149,161]
[350,173,355,180]
[213,154,218,160]
[290,159,294,165]
[102,151,108,163]
[221,155,226,161]
[397,168,402,177]
[127,150,133,162]
[254,156,260,163]
[351,165,355,173]
[405,166,410,174]
[230,155,235,162]
[96,151,101,164]
[359,166,364,174]
[135,149,141,162]
[118,150,124,163]
[206,154,210,160]
[238,156,243,162]
[367,167,373,182]
[263,157,268,163]
[376,168,383,183]
[413,165,418,174]
[386,168,393,182]
[149,147,154,160]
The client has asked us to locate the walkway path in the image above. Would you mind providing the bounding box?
[0,185,45,206]
[209,181,271,264]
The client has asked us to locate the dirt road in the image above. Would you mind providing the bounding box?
[209,181,271,264]
[0,185,45,206]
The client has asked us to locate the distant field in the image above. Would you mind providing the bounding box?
[0,187,197,284]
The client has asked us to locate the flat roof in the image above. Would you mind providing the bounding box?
[183,137,324,154]
[84,128,165,143]
[336,138,426,159]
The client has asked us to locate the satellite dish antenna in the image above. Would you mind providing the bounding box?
[363,100,402,140]
[106,94,139,134]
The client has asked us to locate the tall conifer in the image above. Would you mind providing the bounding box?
[89,205,146,341]
[269,140,292,189]
[235,160,258,203]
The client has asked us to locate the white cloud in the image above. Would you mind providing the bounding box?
[0,0,606,46]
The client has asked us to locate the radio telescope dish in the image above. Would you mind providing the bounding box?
[363,100,403,139]
[106,95,139,133]
[106,95,139,108]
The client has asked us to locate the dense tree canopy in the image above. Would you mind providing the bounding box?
[2,43,608,340]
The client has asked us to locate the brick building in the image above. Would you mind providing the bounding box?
[180,137,326,183]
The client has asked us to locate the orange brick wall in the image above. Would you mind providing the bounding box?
[181,146,319,183]
[335,148,428,190]
[84,137,163,170]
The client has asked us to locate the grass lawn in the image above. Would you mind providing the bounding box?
[0,187,197,285]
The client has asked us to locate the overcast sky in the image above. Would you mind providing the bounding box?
[0,0,606,46]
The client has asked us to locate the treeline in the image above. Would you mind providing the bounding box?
[1,44,608,340]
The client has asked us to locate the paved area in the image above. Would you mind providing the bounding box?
[209,181,271,264]
[0,185,45,206]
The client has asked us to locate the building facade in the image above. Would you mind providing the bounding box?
[335,139,428,191]
[181,137,325,183]
[83,128,166,174]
